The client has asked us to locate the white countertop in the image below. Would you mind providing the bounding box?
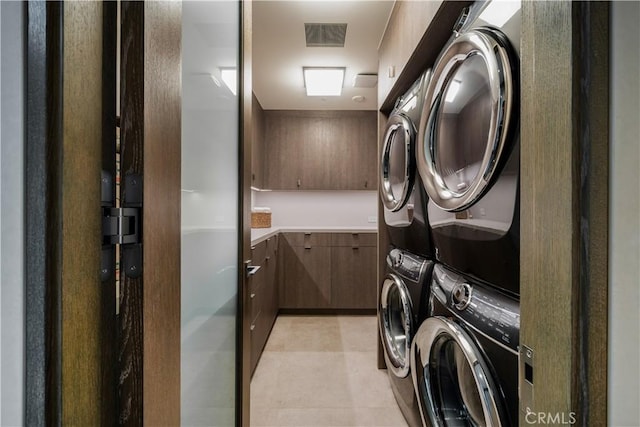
[251,226,377,246]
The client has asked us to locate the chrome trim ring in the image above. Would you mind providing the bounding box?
[379,274,414,378]
[411,316,503,427]
[417,29,516,212]
[380,113,415,212]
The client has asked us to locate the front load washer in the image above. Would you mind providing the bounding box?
[381,70,434,259]
[379,248,434,427]
[416,0,521,296]
[412,263,520,426]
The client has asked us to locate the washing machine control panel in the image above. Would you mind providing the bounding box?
[387,249,427,283]
[432,264,520,352]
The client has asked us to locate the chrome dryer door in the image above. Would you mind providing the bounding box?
[417,28,518,212]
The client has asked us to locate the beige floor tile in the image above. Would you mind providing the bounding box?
[271,352,354,408]
[337,316,380,352]
[344,352,399,408]
[251,315,408,427]
[273,408,357,426]
[265,315,343,352]
[249,407,280,426]
[251,352,283,408]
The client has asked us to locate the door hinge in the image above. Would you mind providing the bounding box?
[101,206,143,281]
[103,207,140,245]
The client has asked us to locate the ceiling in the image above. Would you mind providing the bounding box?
[253,1,394,111]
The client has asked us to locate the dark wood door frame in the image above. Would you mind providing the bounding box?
[239,0,253,425]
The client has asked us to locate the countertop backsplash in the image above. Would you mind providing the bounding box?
[252,190,378,228]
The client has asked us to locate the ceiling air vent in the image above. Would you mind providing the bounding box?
[304,23,347,47]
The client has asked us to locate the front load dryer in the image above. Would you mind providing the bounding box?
[381,70,434,259]
[412,263,520,426]
[379,248,434,427]
[416,0,522,296]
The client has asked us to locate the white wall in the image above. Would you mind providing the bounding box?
[0,1,25,425]
[609,2,640,426]
[253,190,378,228]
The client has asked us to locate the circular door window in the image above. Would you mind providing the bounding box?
[380,114,416,212]
[379,274,414,378]
[417,29,518,212]
[412,317,505,426]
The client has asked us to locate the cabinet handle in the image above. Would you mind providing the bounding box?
[266,256,271,262]
[251,293,256,299]
[297,178,301,188]
[364,180,368,189]
[246,265,261,277]
[250,324,256,331]
[304,233,312,249]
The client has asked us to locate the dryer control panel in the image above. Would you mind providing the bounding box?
[432,264,520,352]
[387,248,429,283]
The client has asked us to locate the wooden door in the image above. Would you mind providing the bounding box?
[25,2,181,424]
[520,2,608,424]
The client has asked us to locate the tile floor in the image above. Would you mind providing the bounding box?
[250,315,408,427]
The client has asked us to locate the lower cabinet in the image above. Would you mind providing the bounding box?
[249,231,377,375]
[331,246,377,309]
[279,232,377,310]
[249,235,278,375]
[279,233,332,309]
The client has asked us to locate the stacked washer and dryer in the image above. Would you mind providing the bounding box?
[379,1,523,426]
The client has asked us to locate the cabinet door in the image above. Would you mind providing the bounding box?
[280,244,332,309]
[331,246,377,309]
[330,112,378,190]
[251,94,265,189]
[264,112,303,189]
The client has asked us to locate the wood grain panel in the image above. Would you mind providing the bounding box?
[520,1,608,423]
[331,232,377,248]
[141,2,182,425]
[60,2,104,424]
[280,243,332,309]
[119,2,144,424]
[521,2,577,419]
[578,3,609,425]
[252,93,265,188]
[101,2,118,424]
[378,0,442,107]
[263,110,377,190]
[25,2,61,423]
[331,247,377,309]
[378,1,473,112]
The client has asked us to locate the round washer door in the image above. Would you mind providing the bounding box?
[379,273,414,378]
[380,113,416,212]
[411,316,506,426]
[417,28,518,212]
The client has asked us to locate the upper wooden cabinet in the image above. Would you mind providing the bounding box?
[251,94,266,189]
[263,110,377,190]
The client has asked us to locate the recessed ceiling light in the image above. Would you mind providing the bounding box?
[303,67,345,96]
